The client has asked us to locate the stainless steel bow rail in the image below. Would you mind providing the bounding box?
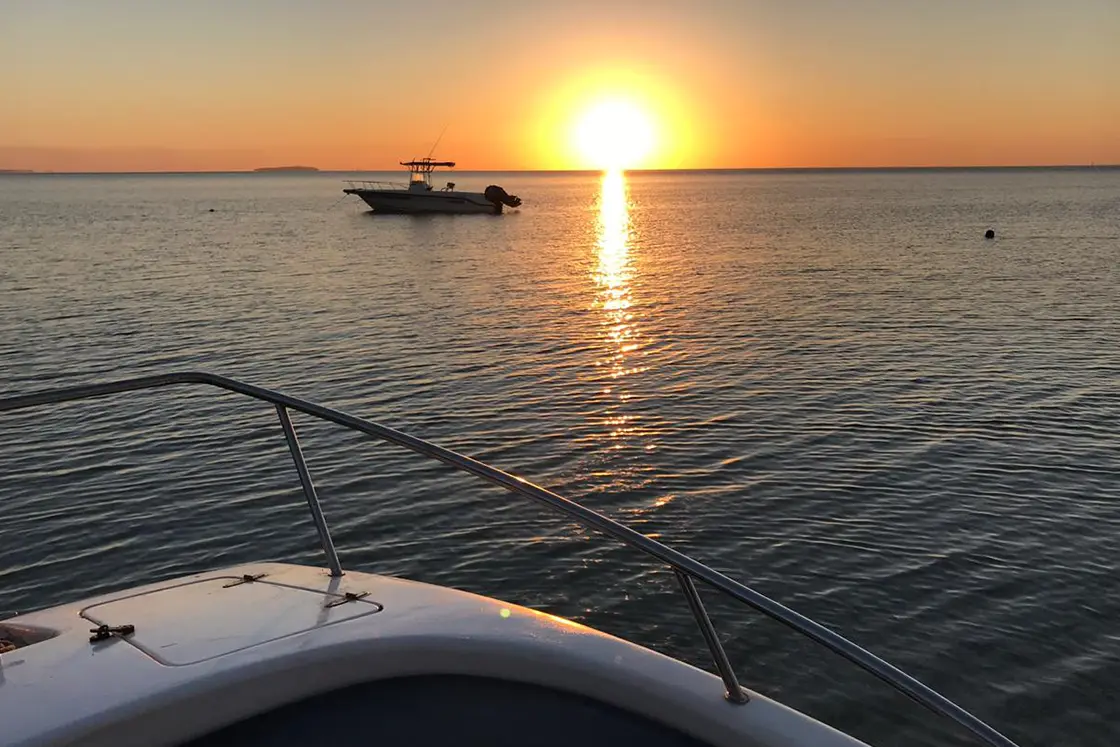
[0,372,1022,747]
[343,180,406,191]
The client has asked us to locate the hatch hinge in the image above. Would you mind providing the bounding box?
[89,624,135,643]
[223,573,268,588]
[324,591,370,608]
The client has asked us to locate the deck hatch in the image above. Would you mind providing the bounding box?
[80,575,381,665]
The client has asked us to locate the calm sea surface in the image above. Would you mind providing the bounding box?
[1,169,1118,745]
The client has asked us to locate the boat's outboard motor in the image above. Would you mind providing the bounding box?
[484,185,522,209]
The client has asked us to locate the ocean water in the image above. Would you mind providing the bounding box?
[0,168,1117,746]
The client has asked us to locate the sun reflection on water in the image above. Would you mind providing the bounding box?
[593,169,648,451]
[587,170,671,513]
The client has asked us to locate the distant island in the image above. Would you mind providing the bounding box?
[253,166,319,172]
[0,169,35,174]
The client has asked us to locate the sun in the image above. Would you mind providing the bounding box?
[573,99,656,170]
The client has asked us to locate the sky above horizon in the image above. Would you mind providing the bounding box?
[2,0,1118,172]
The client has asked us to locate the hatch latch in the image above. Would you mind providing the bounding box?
[89,624,135,643]
[324,591,370,609]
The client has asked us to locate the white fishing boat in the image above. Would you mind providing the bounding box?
[343,158,521,215]
[0,372,1020,747]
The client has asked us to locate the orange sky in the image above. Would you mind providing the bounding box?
[2,1,1118,171]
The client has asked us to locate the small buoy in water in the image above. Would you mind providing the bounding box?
[984,228,995,239]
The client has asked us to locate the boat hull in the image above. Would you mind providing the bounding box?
[1,563,870,747]
[344,188,502,215]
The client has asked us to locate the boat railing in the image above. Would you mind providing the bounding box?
[343,179,406,191]
[0,371,1021,747]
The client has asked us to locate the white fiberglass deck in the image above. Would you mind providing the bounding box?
[1,563,867,747]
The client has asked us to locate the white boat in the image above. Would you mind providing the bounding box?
[343,158,522,215]
[0,372,1020,747]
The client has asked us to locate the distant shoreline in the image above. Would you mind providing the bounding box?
[252,166,319,172]
[1,165,1116,176]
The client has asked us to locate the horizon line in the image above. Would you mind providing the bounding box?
[3,163,1118,176]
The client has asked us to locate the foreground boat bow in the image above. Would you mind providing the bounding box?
[0,372,1022,747]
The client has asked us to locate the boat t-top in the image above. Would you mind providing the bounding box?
[343,158,522,215]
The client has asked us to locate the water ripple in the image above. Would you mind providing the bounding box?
[1,169,1118,745]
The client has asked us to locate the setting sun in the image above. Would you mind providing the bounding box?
[529,65,699,171]
[573,100,656,170]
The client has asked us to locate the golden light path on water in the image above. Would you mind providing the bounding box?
[593,169,650,454]
[591,169,675,515]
